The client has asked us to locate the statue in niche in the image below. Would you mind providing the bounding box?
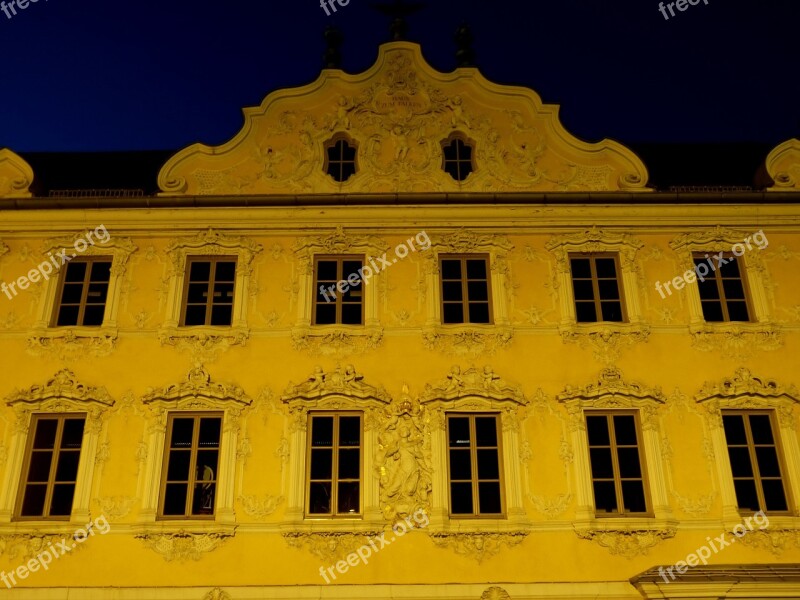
[377,387,431,520]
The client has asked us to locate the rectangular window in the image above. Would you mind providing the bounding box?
[586,412,649,516]
[52,258,111,327]
[313,257,364,326]
[181,258,236,326]
[440,255,492,324]
[446,414,503,516]
[569,254,625,323]
[722,411,789,513]
[17,415,86,519]
[694,254,751,322]
[159,414,222,518]
[307,413,361,516]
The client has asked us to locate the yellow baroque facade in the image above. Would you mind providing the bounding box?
[1,35,800,600]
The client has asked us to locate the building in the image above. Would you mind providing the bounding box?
[1,15,800,600]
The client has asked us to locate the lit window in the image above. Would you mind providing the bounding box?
[181,258,236,326]
[694,254,751,322]
[447,414,503,516]
[159,414,222,518]
[17,415,85,519]
[586,412,649,516]
[53,259,111,327]
[307,413,361,516]
[722,411,789,513]
[569,254,625,323]
[440,255,492,324]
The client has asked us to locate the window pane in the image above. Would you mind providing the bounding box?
[450,482,473,514]
[49,484,76,516]
[575,302,597,323]
[191,481,215,514]
[27,452,53,482]
[311,417,334,447]
[310,449,333,480]
[338,449,360,479]
[749,415,775,444]
[443,303,464,323]
[163,483,188,515]
[449,449,472,480]
[210,305,232,326]
[477,449,499,479]
[722,279,746,300]
[89,261,111,282]
[466,259,486,279]
[166,450,191,481]
[314,303,336,325]
[21,485,47,516]
[339,417,360,447]
[595,258,617,278]
[723,415,747,444]
[600,301,623,322]
[86,282,109,303]
[726,301,750,322]
[57,305,80,326]
[613,415,637,446]
[720,258,741,277]
[341,303,362,325]
[184,305,207,326]
[733,479,760,512]
[728,447,754,477]
[196,450,219,478]
[617,447,642,478]
[214,261,236,281]
[586,416,610,446]
[570,258,591,278]
[55,452,80,481]
[189,261,211,281]
[589,447,614,479]
[468,303,490,323]
[33,419,58,449]
[701,301,724,322]
[475,417,498,447]
[697,278,720,300]
[82,304,105,326]
[448,418,470,447]
[171,418,194,448]
[317,260,338,281]
[199,418,221,448]
[478,482,501,514]
[442,281,463,301]
[309,482,331,514]
[762,479,788,512]
[593,480,617,513]
[441,260,462,279]
[755,447,781,477]
[572,280,594,301]
[621,480,647,513]
[337,482,360,513]
[597,280,620,300]
[467,281,489,302]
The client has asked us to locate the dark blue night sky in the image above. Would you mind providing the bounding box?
[0,0,797,152]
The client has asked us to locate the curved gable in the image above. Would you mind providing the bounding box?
[159,42,650,196]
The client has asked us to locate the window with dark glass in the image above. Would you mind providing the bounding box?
[694,254,751,322]
[17,415,85,519]
[442,137,474,181]
[569,254,625,323]
[586,412,649,516]
[325,136,357,182]
[307,413,361,516]
[447,414,503,516]
[181,258,236,326]
[722,411,789,513]
[313,257,363,325]
[440,255,492,324]
[160,414,221,518]
[53,258,111,327]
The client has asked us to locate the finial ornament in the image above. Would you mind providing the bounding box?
[370,0,425,41]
